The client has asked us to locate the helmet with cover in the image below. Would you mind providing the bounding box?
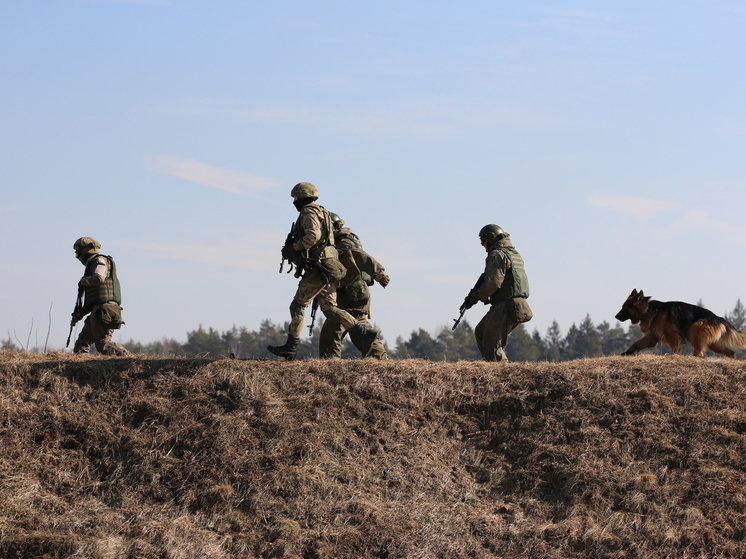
[290,182,319,200]
[478,224,506,244]
[73,237,101,263]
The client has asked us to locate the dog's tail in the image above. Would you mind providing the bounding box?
[720,323,746,349]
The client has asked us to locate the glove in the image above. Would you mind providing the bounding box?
[376,271,390,288]
[464,289,479,309]
[71,308,86,324]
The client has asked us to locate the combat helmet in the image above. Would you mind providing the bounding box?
[478,224,506,244]
[73,237,101,263]
[330,212,345,230]
[290,182,319,200]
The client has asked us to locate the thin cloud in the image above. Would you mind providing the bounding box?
[665,209,746,246]
[150,155,278,197]
[590,195,680,218]
[113,232,277,271]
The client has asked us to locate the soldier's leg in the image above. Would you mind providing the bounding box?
[90,311,130,356]
[474,312,488,359]
[347,313,388,359]
[73,314,95,354]
[269,272,326,360]
[288,273,327,337]
[477,302,511,362]
[319,317,346,358]
[317,284,379,357]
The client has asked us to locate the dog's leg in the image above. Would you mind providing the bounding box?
[688,321,716,357]
[662,333,684,355]
[622,335,659,355]
[707,341,735,358]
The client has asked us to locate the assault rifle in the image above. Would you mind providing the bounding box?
[308,298,319,335]
[452,274,485,330]
[66,287,85,348]
[279,222,298,273]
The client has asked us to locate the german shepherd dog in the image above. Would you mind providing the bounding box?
[615,288,746,357]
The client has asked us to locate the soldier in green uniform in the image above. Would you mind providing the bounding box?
[268,183,379,361]
[71,237,130,356]
[463,225,532,362]
[318,214,390,359]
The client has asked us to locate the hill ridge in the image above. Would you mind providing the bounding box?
[1,352,745,558]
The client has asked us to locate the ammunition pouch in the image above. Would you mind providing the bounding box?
[319,258,347,282]
[98,302,124,330]
[297,257,346,285]
[509,297,533,324]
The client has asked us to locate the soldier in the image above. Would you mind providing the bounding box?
[462,225,532,362]
[268,182,379,361]
[318,213,390,359]
[71,237,130,356]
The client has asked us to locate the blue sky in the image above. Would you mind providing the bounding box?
[2,1,746,351]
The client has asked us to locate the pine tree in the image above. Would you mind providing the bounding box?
[182,325,225,358]
[394,329,445,359]
[437,320,481,361]
[726,299,746,330]
[563,315,602,359]
[543,321,563,361]
[505,324,541,362]
[598,321,629,356]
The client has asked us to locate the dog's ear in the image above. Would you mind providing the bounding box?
[637,290,645,298]
[630,288,638,297]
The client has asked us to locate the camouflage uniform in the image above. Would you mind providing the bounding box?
[268,183,379,360]
[319,226,390,359]
[72,238,130,356]
[466,230,532,362]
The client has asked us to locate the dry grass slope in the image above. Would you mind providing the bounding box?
[0,351,745,558]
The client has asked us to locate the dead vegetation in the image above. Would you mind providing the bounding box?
[1,351,745,558]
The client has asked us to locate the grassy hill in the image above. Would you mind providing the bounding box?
[1,352,745,558]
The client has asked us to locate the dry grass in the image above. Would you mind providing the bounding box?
[1,351,745,558]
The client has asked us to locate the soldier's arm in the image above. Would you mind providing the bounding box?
[292,209,323,252]
[351,248,389,286]
[475,251,506,302]
[78,256,109,287]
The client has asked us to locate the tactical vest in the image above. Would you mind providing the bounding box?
[490,246,530,302]
[295,204,335,261]
[83,255,122,312]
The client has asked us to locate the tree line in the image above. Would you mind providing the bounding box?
[4,300,745,360]
[120,299,746,360]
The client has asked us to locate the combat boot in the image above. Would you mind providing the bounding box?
[350,323,379,358]
[267,335,300,361]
